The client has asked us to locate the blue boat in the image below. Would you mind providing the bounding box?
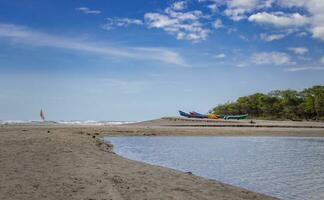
[179,110,191,118]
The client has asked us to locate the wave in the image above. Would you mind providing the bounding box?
[57,120,135,125]
[0,120,135,125]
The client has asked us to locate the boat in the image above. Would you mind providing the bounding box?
[189,111,207,119]
[179,110,191,118]
[207,113,219,119]
[224,114,248,120]
[179,110,247,120]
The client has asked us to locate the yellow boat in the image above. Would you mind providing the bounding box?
[207,114,219,119]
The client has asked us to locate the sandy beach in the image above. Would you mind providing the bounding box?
[1,118,324,200]
[1,0,324,198]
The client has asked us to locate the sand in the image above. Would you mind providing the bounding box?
[2,118,324,200]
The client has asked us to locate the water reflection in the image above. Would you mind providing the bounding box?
[105,136,324,200]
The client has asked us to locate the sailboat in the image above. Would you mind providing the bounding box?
[40,109,45,121]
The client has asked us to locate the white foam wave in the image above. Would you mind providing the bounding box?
[57,120,134,125]
[0,120,47,125]
[0,120,135,125]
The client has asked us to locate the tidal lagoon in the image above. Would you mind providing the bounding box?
[107,136,324,200]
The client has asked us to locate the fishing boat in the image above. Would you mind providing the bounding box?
[224,114,248,120]
[179,110,247,120]
[189,111,207,119]
[207,113,219,119]
[179,110,191,118]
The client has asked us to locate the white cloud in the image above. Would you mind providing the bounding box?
[257,22,301,42]
[196,0,324,41]
[278,0,306,8]
[267,0,324,40]
[208,4,218,13]
[287,47,309,55]
[285,66,324,72]
[214,53,226,58]
[172,1,187,10]
[312,27,324,40]
[76,7,101,15]
[0,23,186,66]
[223,0,274,21]
[236,63,248,68]
[302,0,324,41]
[102,18,143,30]
[213,19,223,29]
[248,12,309,27]
[224,0,258,21]
[131,47,187,66]
[252,52,293,65]
[260,33,286,41]
[223,9,248,21]
[144,6,210,42]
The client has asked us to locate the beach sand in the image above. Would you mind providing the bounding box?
[2,118,324,200]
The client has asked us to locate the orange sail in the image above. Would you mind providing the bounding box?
[40,109,45,121]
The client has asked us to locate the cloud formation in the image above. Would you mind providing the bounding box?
[195,0,324,42]
[98,0,324,43]
[279,0,324,40]
[214,53,226,59]
[248,12,309,27]
[102,18,143,30]
[213,19,223,29]
[76,7,101,15]
[252,52,293,65]
[172,1,187,11]
[0,23,186,66]
[208,4,218,13]
[260,33,286,41]
[237,0,324,41]
[144,2,209,42]
[285,66,324,72]
[288,47,308,55]
[223,0,273,21]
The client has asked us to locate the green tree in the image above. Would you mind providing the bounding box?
[277,90,303,120]
[211,85,324,120]
[301,86,324,120]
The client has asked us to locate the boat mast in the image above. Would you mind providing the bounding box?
[40,109,45,121]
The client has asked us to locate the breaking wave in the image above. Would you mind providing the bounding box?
[0,120,135,125]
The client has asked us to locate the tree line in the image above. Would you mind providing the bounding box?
[212,85,324,120]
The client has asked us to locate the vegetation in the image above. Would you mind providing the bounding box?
[212,85,324,120]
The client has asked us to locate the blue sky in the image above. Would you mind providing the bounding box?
[0,0,324,121]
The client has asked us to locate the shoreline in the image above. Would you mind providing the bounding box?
[2,118,324,137]
[0,124,281,200]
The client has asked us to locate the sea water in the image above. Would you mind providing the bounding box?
[105,136,324,200]
[0,120,134,125]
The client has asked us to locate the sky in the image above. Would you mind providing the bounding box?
[0,0,324,121]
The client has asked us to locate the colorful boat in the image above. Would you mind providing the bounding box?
[189,111,207,119]
[224,114,248,120]
[207,113,219,119]
[179,110,248,120]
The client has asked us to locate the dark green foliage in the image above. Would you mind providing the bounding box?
[212,85,324,120]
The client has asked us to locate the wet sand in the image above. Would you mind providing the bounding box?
[2,118,324,200]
